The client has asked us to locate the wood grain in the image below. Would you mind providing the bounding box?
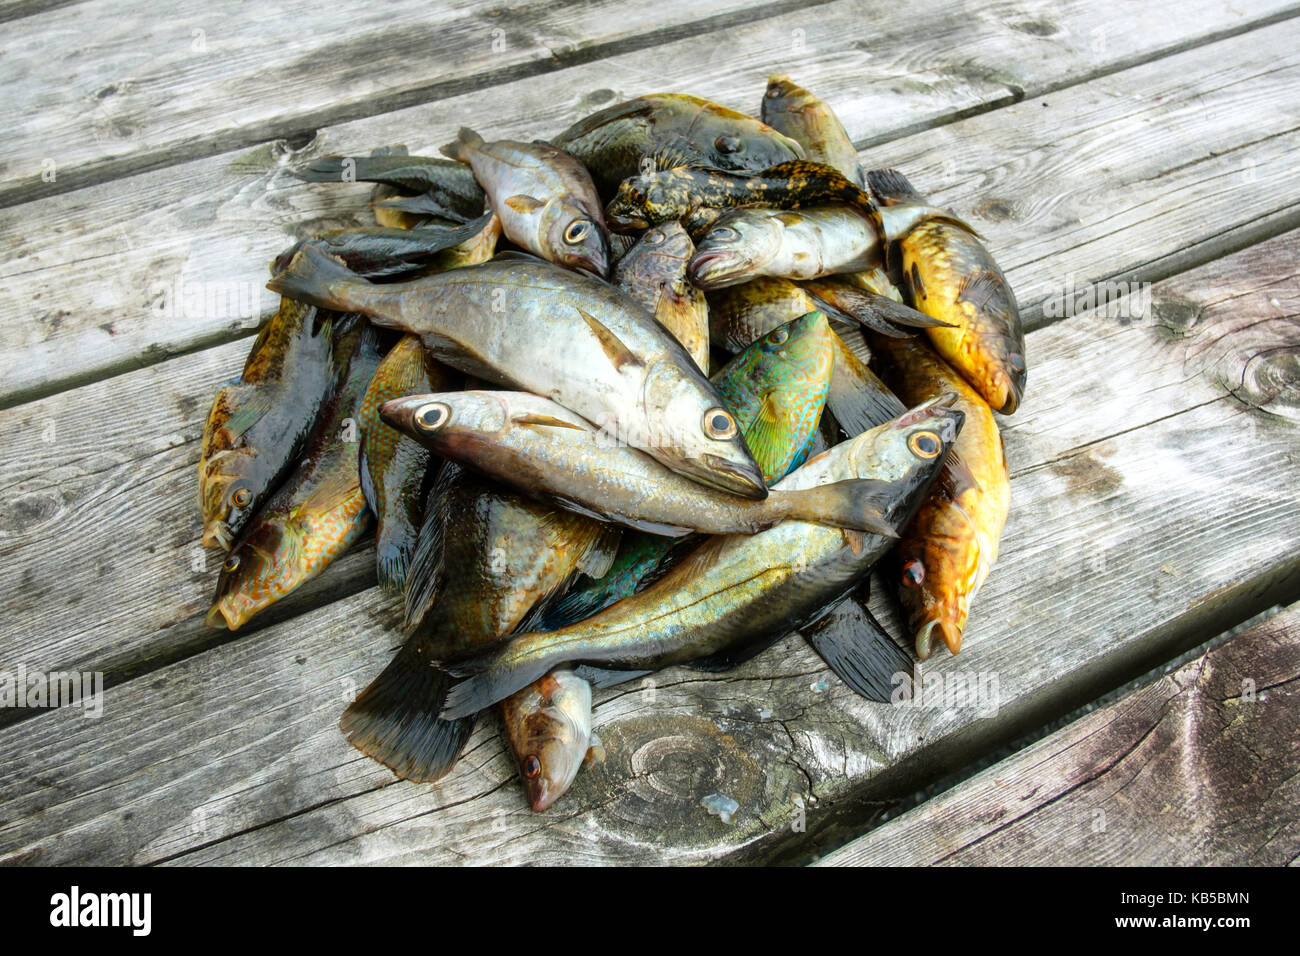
[0,0,814,203]
[3,0,1297,407]
[814,602,1300,866]
[1,228,1295,865]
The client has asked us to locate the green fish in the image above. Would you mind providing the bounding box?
[197,297,339,551]
[436,398,965,718]
[206,319,383,630]
[357,334,457,594]
[537,310,836,630]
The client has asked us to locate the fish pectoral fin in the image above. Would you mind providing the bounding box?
[576,524,622,580]
[575,307,645,371]
[511,412,586,430]
[956,269,1011,316]
[339,639,474,783]
[783,478,900,538]
[741,390,790,476]
[800,596,911,703]
[358,443,378,516]
[504,194,545,214]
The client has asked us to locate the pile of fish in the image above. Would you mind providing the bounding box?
[197,76,1023,812]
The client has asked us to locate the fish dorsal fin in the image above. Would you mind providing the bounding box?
[511,412,586,431]
[576,307,644,370]
[505,194,545,214]
[645,135,714,172]
[865,167,925,205]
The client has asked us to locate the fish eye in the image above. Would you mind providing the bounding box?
[414,402,451,432]
[643,229,665,245]
[223,554,241,572]
[715,135,743,154]
[901,559,925,587]
[765,327,790,346]
[564,220,592,245]
[909,431,942,458]
[702,407,738,440]
[231,487,251,508]
[708,226,739,243]
[1008,352,1027,373]
[523,755,541,779]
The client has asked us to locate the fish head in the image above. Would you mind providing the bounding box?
[824,396,965,529]
[760,74,818,125]
[688,212,785,289]
[205,515,303,630]
[604,172,684,231]
[894,504,990,658]
[539,199,611,278]
[502,670,594,812]
[379,391,511,460]
[640,359,768,499]
[198,465,260,551]
[616,221,695,285]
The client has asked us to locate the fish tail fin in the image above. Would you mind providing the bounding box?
[826,333,907,435]
[783,478,901,537]
[340,641,475,782]
[439,643,553,720]
[267,244,364,313]
[801,596,912,702]
[440,127,484,163]
[866,168,925,205]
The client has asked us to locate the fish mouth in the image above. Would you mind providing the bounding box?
[202,521,233,551]
[205,601,236,630]
[687,250,745,289]
[915,618,962,658]
[699,453,768,500]
[605,210,650,232]
[526,779,557,813]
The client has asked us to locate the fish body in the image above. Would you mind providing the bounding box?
[268,250,766,499]
[870,334,1010,657]
[381,379,895,538]
[501,668,599,811]
[441,128,610,276]
[867,168,1026,413]
[437,399,964,718]
[198,297,339,550]
[605,160,883,241]
[537,311,836,629]
[613,222,709,372]
[206,320,383,629]
[339,464,614,783]
[358,335,456,593]
[552,93,805,196]
[690,205,881,287]
[761,74,864,186]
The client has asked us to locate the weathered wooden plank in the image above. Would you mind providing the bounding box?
[1,228,1294,865]
[3,0,1297,407]
[814,602,1300,866]
[0,0,808,203]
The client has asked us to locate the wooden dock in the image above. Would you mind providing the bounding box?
[1,0,1297,866]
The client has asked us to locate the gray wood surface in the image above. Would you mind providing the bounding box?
[4,0,1296,407]
[815,602,1300,866]
[1,227,1294,865]
[2,0,1297,866]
